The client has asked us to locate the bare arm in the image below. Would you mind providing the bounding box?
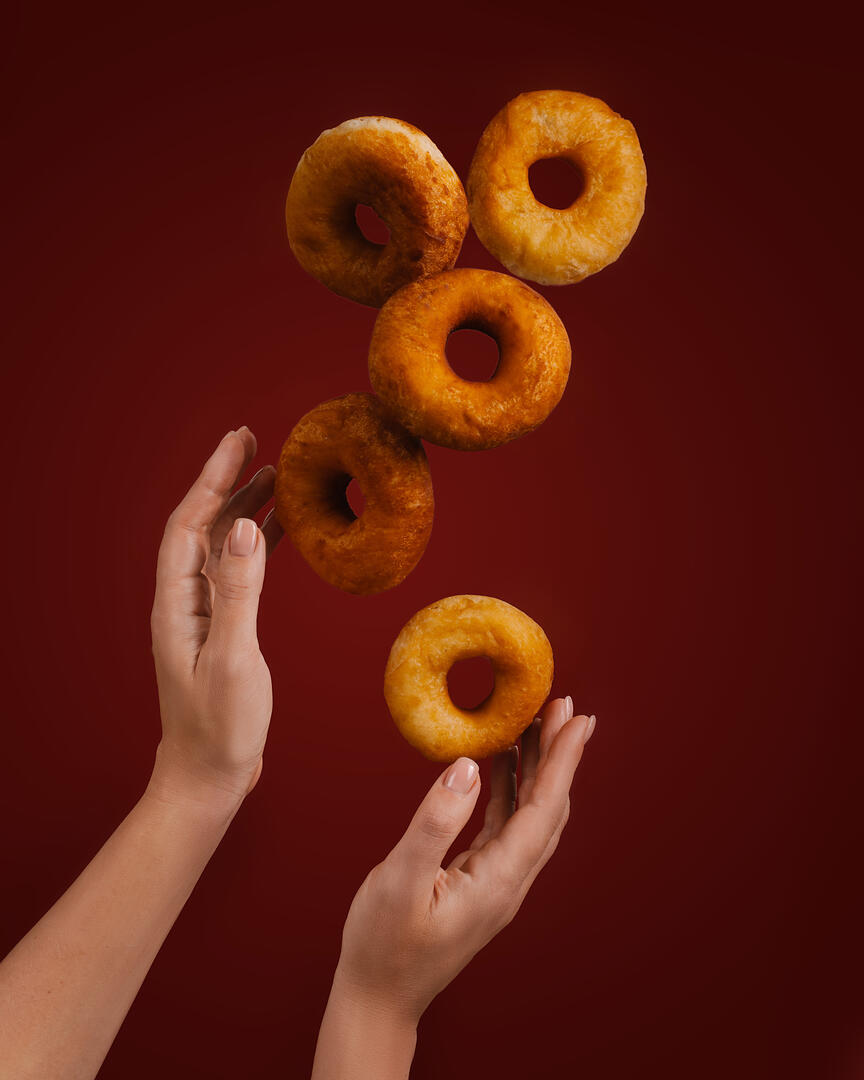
[312,698,596,1080]
[0,427,282,1079]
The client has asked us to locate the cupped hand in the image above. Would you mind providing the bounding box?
[334,697,595,1024]
[149,426,283,805]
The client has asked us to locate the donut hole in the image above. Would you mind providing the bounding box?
[445,327,500,382]
[528,156,585,209]
[447,656,495,711]
[324,472,365,522]
[345,477,366,517]
[355,204,391,246]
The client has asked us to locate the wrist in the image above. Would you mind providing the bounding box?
[313,967,418,1080]
[330,964,423,1031]
[146,741,249,820]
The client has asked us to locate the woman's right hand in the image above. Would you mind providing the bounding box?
[312,697,595,1078]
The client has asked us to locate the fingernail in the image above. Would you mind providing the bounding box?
[229,517,258,557]
[551,698,569,725]
[586,714,597,742]
[565,695,573,720]
[444,757,479,794]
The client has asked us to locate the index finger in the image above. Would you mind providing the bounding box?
[155,427,255,592]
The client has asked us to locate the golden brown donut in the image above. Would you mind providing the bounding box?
[274,393,434,595]
[467,90,647,285]
[285,117,469,308]
[384,595,554,762]
[368,268,571,451]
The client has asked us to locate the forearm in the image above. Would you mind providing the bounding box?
[0,757,242,1080]
[311,969,418,1080]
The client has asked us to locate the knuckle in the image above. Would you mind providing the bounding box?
[166,509,204,536]
[417,810,456,842]
[215,575,251,602]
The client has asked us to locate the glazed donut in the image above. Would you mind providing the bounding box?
[384,594,554,762]
[368,268,571,451]
[285,117,469,308]
[467,90,646,285]
[274,393,434,595]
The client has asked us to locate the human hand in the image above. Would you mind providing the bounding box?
[333,697,595,1026]
[149,426,283,806]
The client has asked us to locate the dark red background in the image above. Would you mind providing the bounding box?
[2,2,861,1077]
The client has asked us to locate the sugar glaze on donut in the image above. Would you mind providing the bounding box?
[274,393,434,595]
[467,90,646,285]
[384,594,554,761]
[286,116,469,307]
[369,268,571,451]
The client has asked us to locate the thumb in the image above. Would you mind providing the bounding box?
[207,517,265,655]
[388,758,481,889]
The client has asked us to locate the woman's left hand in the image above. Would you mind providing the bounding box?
[149,425,283,805]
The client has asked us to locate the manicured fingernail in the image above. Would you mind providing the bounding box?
[565,695,573,720]
[444,757,479,794]
[551,698,569,725]
[229,517,258,557]
[586,714,597,741]
[249,465,274,485]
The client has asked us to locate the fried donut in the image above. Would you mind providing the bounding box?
[285,117,469,308]
[384,594,554,762]
[274,393,434,595]
[368,268,571,451]
[467,90,646,285]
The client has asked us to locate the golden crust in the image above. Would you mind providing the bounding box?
[368,268,571,451]
[274,393,434,595]
[384,594,554,762]
[467,90,647,285]
[285,117,469,308]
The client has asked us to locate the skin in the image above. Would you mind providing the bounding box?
[312,698,596,1080]
[0,427,596,1079]
[0,427,283,1079]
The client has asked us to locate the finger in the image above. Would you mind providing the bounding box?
[156,428,253,592]
[519,697,571,804]
[261,507,285,558]
[234,424,257,461]
[467,714,591,887]
[203,517,266,658]
[448,746,518,871]
[517,718,541,805]
[523,713,595,883]
[208,465,277,563]
[475,746,519,844]
[541,696,573,756]
[386,758,481,891]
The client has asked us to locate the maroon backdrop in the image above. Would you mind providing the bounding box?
[2,2,860,1077]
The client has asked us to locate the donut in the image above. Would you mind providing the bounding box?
[384,595,554,762]
[467,90,646,285]
[274,393,434,595]
[368,268,571,451]
[285,117,469,308]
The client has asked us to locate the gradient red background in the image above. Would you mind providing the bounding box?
[2,2,860,1076]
